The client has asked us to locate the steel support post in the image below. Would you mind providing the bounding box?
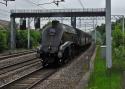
[71,17,76,28]
[122,16,125,54]
[78,18,82,28]
[93,18,96,43]
[61,17,63,23]
[106,0,112,68]
[28,18,30,49]
[122,16,125,44]
[10,17,16,50]
[85,23,86,32]
[95,18,98,43]
[96,18,97,43]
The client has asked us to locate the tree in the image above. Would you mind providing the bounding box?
[0,30,8,52]
[112,25,123,47]
[16,30,41,48]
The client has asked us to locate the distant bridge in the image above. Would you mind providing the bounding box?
[10,8,106,18]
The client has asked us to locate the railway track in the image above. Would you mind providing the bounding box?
[29,43,95,89]
[2,68,57,89]
[0,49,58,89]
[0,50,36,60]
[0,43,95,89]
[0,50,44,88]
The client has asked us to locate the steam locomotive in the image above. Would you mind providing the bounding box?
[37,20,92,67]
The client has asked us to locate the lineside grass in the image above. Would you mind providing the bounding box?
[87,47,122,89]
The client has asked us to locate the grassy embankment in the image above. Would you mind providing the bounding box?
[88,46,123,89]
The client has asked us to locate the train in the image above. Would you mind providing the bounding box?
[37,20,92,67]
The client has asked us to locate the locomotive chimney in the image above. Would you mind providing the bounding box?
[52,20,60,28]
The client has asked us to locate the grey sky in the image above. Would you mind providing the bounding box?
[0,0,125,20]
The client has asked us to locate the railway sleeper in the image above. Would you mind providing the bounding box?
[0,60,42,88]
[0,50,35,60]
[0,58,41,75]
[0,53,36,69]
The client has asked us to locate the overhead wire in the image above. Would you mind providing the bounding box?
[24,0,45,9]
[0,0,7,6]
[60,4,67,9]
[59,1,67,9]
[25,0,38,6]
[78,0,85,8]
[0,0,10,20]
[38,1,54,6]
[38,0,65,7]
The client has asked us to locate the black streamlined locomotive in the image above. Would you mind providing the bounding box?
[37,20,92,67]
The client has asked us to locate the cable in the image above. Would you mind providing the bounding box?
[0,0,7,6]
[38,2,55,6]
[26,0,38,6]
[38,0,64,6]
[78,0,85,8]
[59,2,67,9]
[24,0,45,9]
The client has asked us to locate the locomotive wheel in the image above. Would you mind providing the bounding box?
[57,46,73,66]
[71,45,75,58]
[68,47,72,60]
[57,58,64,66]
[42,62,47,67]
[42,59,48,67]
[63,47,72,63]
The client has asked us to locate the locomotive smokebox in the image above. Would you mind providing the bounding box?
[52,20,60,28]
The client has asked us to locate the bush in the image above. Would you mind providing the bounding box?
[16,30,28,48]
[16,30,41,48]
[30,30,41,47]
[112,25,123,47]
[113,46,125,70]
[0,28,41,52]
[0,30,8,52]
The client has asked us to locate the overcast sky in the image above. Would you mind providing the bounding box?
[0,0,125,21]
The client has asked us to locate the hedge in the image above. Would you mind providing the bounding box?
[0,29,41,52]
